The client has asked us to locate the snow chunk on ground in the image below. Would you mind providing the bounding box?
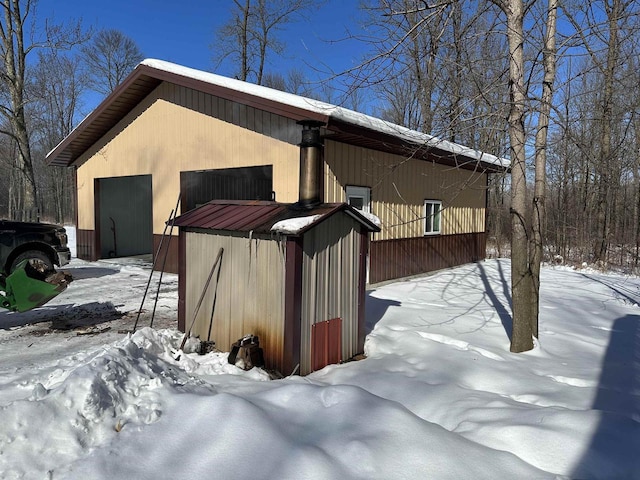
[0,328,267,478]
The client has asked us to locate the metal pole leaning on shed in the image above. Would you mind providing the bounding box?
[177,247,224,354]
[149,196,181,329]
[132,194,181,333]
[206,247,225,342]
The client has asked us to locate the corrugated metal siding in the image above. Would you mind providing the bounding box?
[76,229,97,261]
[166,83,300,145]
[299,214,362,375]
[152,234,179,274]
[175,202,288,231]
[311,318,342,372]
[180,166,273,212]
[324,140,487,241]
[76,81,300,234]
[184,230,286,370]
[369,232,487,284]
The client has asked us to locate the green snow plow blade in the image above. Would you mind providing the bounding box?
[0,260,72,313]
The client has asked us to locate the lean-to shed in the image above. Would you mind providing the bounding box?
[173,200,380,375]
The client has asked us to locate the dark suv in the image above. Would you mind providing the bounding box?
[0,220,71,274]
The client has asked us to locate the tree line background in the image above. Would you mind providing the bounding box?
[331,0,640,275]
[2,0,639,277]
[0,0,144,225]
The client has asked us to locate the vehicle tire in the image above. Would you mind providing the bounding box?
[10,250,54,274]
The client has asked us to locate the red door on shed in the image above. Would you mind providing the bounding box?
[311,317,342,371]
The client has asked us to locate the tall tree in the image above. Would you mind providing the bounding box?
[0,0,37,220]
[595,0,628,264]
[355,1,509,153]
[31,51,84,223]
[212,0,320,85]
[357,0,451,133]
[487,0,535,352]
[530,0,558,338]
[0,0,83,221]
[354,0,559,351]
[81,28,144,96]
[544,0,640,269]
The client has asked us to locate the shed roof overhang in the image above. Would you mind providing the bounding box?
[46,59,509,174]
[172,200,381,236]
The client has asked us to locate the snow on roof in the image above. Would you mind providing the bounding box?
[141,59,509,169]
[356,210,382,228]
[270,215,322,234]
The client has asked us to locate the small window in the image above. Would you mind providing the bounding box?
[424,200,442,235]
[346,186,371,213]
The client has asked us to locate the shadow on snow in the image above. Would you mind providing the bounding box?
[572,313,640,478]
[0,301,123,330]
[477,259,513,341]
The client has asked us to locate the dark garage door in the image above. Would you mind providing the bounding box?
[180,165,273,213]
[97,175,153,258]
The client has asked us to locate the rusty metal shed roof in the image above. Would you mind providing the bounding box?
[172,200,381,235]
[46,59,509,173]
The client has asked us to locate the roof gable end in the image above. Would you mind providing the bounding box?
[46,59,509,172]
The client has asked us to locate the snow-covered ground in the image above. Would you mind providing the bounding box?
[1,257,638,479]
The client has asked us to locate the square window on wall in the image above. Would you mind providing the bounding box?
[346,185,371,213]
[424,199,442,235]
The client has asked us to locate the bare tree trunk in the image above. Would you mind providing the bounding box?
[578,0,622,264]
[0,2,83,223]
[559,60,572,261]
[11,119,37,220]
[531,0,558,338]
[0,0,38,221]
[8,155,19,217]
[239,0,251,81]
[31,50,85,224]
[215,0,318,85]
[488,0,533,352]
[409,5,439,134]
[447,1,463,142]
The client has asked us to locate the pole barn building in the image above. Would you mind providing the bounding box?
[46,59,508,284]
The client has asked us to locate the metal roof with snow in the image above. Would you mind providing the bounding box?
[46,59,509,173]
[172,200,381,235]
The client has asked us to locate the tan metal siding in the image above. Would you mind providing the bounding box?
[184,230,287,370]
[76,82,300,233]
[324,140,487,241]
[300,214,362,374]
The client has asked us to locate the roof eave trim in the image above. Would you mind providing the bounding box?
[141,63,329,124]
[45,62,331,167]
[45,65,156,167]
[325,117,510,173]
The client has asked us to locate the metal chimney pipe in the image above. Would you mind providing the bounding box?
[297,120,325,209]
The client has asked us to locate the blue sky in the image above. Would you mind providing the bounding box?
[40,0,365,90]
